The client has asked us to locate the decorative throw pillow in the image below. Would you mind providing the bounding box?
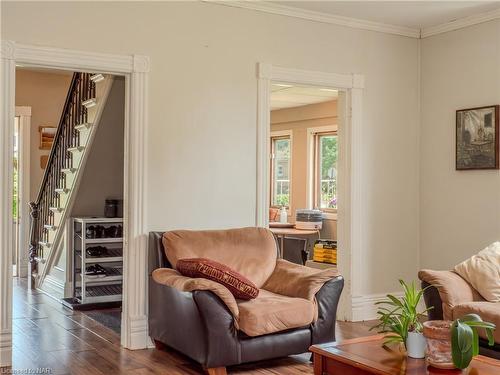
[176,258,259,300]
[454,242,500,302]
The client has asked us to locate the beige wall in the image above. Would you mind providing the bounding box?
[71,77,125,217]
[2,1,420,296]
[14,69,72,201]
[271,100,337,239]
[420,20,500,270]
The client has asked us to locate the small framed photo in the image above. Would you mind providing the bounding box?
[456,105,499,170]
[39,125,57,150]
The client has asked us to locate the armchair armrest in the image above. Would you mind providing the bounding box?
[311,276,344,344]
[149,270,241,368]
[152,268,239,318]
[418,269,484,320]
[263,259,340,300]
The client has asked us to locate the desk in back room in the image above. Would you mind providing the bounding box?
[269,226,320,259]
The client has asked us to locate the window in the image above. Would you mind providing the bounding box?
[314,132,337,211]
[13,116,19,220]
[270,136,291,207]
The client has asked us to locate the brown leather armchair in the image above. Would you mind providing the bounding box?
[148,228,344,374]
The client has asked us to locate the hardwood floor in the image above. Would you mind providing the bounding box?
[4,277,375,374]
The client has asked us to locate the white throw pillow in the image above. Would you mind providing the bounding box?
[454,242,500,302]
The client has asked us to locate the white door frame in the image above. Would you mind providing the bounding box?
[15,106,31,278]
[0,41,150,366]
[256,63,364,320]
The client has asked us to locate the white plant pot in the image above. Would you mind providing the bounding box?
[406,331,426,359]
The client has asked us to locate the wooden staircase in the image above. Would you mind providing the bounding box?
[28,72,114,288]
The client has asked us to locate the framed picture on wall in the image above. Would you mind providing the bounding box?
[456,105,499,170]
[39,125,57,150]
[40,155,48,169]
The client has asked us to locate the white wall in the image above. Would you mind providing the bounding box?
[2,1,420,297]
[72,77,125,217]
[420,20,500,270]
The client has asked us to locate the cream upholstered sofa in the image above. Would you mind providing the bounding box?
[148,227,344,374]
[419,269,500,359]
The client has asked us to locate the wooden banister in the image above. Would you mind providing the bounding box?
[28,72,96,277]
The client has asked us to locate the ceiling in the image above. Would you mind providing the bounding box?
[271,83,338,110]
[273,1,500,29]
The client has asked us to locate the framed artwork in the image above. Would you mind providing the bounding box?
[39,125,57,150]
[40,155,48,169]
[456,105,499,170]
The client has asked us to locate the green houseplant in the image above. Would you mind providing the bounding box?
[371,280,432,358]
[451,314,495,369]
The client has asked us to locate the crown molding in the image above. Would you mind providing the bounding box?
[421,7,500,38]
[204,1,421,39]
[205,1,500,40]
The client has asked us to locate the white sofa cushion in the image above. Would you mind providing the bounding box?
[454,242,500,302]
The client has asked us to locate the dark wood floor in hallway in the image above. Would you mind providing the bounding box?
[5,277,375,374]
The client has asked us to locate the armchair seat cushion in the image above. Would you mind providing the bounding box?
[237,289,314,337]
[452,302,500,344]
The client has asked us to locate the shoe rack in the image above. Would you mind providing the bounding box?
[72,217,123,305]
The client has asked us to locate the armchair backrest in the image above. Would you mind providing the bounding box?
[162,227,278,288]
[149,231,171,275]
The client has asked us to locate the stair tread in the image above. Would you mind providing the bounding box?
[68,146,84,152]
[82,98,97,108]
[90,73,105,82]
[75,122,93,129]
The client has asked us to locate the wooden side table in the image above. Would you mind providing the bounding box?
[309,334,500,375]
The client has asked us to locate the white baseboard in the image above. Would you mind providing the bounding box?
[0,329,12,367]
[351,292,404,321]
[122,314,149,349]
[18,264,29,278]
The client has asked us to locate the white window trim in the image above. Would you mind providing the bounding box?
[306,125,338,220]
[270,129,292,210]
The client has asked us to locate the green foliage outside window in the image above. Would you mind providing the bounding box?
[13,157,18,219]
[275,194,289,207]
[320,136,337,209]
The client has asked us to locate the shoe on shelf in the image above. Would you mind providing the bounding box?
[105,225,118,238]
[85,264,107,278]
[86,225,96,239]
[94,225,105,238]
[86,246,108,257]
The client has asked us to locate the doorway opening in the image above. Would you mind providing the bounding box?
[268,82,338,267]
[256,63,364,321]
[12,107,31,279]
[13,66,126,336]
[1,43,149,367]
